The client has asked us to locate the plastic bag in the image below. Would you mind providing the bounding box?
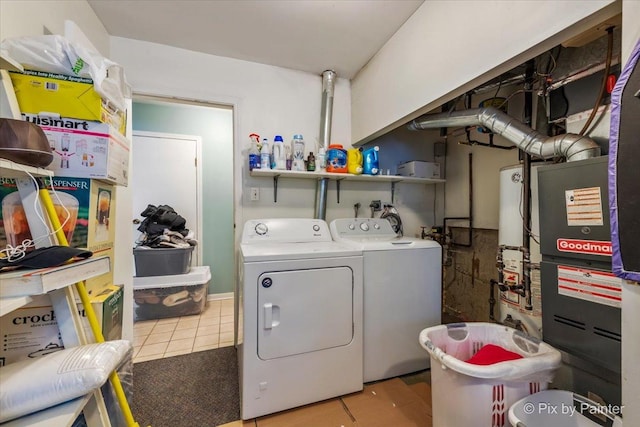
[1,35,130,112]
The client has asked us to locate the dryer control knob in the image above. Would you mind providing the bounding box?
[374,223,380,230]
[313,224,320,232]
[360,222,370,231]
[348,224,355,230]
[255,223,268,235]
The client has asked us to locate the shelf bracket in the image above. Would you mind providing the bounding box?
[336,179,343,204]
[273,175,279,203]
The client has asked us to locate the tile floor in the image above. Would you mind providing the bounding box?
[132,297,234,363]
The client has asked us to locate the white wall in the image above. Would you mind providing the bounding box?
[351,0,620,146]
[108,38,357,236]
[0,0,110,56]
[621,1,640,423]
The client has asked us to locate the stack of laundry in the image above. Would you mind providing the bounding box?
[135,204,197,249]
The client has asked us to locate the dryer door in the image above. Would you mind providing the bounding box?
[257,266,353,360]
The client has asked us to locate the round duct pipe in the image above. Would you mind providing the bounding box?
[315,70,336,219]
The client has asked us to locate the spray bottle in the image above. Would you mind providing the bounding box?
[248,133,260,170]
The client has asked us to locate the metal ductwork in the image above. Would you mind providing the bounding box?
[408,106,600,161]
[315,70,336,219]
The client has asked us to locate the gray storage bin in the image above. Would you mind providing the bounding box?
[133,246,194,277]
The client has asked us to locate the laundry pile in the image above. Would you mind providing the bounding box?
[135,204,197,249]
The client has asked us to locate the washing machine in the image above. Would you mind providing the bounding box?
[237,218,363,420]
[330,217,442,382]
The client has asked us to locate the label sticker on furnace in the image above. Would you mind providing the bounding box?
[565,187,603,226]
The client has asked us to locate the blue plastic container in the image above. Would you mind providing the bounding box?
[363,146,379,175]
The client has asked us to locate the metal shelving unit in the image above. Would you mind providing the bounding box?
[0,159,113,427]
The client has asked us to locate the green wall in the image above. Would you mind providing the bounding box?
[132,100,234,295]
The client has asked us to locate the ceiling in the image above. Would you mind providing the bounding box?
[87,0,424,80]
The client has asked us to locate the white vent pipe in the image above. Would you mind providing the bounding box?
[408,107,600,161]
[315,70,336,219]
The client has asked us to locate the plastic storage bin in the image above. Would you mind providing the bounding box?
[509,390,623,426]
[133,266,210,321]
[419,322,562,427]
[133,246,194,277]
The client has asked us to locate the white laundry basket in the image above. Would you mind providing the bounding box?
[509,390,623,426]
[419,322,562,427]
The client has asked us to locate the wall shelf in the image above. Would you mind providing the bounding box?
[249,168,445,203]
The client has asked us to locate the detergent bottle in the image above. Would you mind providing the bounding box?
[347,147,363,174]
[326,144,347,173]
[260,138,271,169]
[291,134,305,171]
[272,135,286,170]
[363,146,380,175]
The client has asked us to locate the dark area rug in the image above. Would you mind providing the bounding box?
[132,346,239,427]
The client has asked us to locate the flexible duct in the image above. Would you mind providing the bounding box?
[408,106,600,161]
[315,70,336,219]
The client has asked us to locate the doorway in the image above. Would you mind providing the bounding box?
[131,98,234,297]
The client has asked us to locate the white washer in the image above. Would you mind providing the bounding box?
[330,217,442,382]
[237,218,363,420]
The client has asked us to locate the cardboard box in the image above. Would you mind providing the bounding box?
[0,285,123,366]
[20,114,129,185]
[397,161,441,179]
[0,176,116,296]
[9,69,127,135]
[249,378,433,427]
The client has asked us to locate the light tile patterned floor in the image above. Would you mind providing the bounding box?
[133,297,234,363]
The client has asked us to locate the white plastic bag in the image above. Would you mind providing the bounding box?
[0,340,132,423]
[1,35,130,112]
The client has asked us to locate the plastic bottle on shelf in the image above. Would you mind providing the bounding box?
[248,133,260,171]
[260,138,271,169]
[317,146,326,170]
[285,144,292,170]
[307,152,316,171]
[272,135,286,170]
[292,134,305,171]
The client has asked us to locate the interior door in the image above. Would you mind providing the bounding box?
[131,131,201,266]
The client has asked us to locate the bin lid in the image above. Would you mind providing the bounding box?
[133,265,211,289]
[508,390,623,427]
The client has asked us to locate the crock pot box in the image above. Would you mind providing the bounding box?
[9,69,127,136]
[21,114,129,186]
[0,176,116,296]
[0,285,123,366]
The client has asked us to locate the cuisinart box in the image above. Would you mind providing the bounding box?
[9,69,127,136]
[21,114,129,185]
[397,161,441,179]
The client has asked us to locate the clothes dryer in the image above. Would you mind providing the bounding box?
[330,218,442,382]
[237,218,363,419]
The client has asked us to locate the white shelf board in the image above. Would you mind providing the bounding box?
[249,168,445,184]
[0,158,54,178]
[1,395,91,427]
[0,256,111,298]
[0,295,33,317]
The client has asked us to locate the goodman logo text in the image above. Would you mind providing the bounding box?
[557,238,612,256]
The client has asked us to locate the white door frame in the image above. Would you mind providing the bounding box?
[132,130,203,266]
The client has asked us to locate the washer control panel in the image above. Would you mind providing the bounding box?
[330,218,396,239]
[242,218,332,243]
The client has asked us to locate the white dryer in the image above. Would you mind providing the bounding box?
[237,218,363,420]
[330,217,442,382]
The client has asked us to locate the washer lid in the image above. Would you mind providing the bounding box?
[241,241,361,262]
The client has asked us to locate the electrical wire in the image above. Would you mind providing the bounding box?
[579,27,614,136]
[0,167,71,263]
